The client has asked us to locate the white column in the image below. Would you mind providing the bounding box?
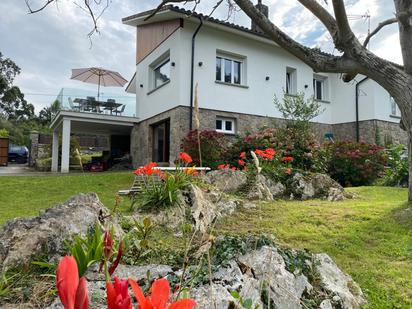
[61,119,71,173]
[51,129,59,172]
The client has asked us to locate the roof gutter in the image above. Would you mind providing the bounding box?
[355,76,368,142]
[189,17,203,131]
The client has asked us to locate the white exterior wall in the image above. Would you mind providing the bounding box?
[133,19,400,126]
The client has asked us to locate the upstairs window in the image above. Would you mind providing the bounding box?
[313,75,328,101]
[286,67,297,95]
[216,117,235,134]
[154,59,171,88]
[216,54,243,85]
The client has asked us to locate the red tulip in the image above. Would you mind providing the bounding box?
[56,256,89,309]
[129,278,196,309]
[107,277,132,309]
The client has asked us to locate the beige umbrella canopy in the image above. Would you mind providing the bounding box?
[70,67,128,100]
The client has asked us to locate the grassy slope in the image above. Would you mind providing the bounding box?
[0,172,134,225]
[216,187,412,308]
[0,174,411,307]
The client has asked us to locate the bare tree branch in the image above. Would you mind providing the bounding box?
[25,0,55,14]
[143,0,197,21]
[363,17,398,47]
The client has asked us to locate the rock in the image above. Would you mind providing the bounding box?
[0,193,120,271]
[320,299,333,309]
[203,169,248,193]
[289,173,349,201]
[315,253,366,308]
[238,246,310,309]
[191,284,237,308]
[247,174,285,200]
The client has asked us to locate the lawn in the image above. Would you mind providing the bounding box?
[0,172,134,225]
[216,187,412,308]
[0,174,411,308]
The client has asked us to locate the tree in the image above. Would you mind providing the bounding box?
[0,52,35,121]
[25,0,412,200]
[38,99,61,125]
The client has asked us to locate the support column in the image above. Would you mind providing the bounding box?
[61,119,71,173]
[51,129,59,172]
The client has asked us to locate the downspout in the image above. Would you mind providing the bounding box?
[355,77,368,142]
[189,17,203,131]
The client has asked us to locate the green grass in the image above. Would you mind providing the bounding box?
[0,172,135,225]
[216,187,412,308]
[0,174,411,307]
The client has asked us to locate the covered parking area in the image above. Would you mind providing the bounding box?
[50,111,138,173]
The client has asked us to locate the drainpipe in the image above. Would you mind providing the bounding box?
[189,17,203,131]
[355,77,368,142]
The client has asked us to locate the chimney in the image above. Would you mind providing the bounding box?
[251,0,269,33]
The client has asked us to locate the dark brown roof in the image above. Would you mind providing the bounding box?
[122,5,270,40]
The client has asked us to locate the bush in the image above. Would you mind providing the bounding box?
[0,128,9,138]
[380,144,408,187]
[181,130,228,169]
[325,141,387,186]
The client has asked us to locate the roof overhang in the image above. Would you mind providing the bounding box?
[126,72,136,94]
[50,111,138,135]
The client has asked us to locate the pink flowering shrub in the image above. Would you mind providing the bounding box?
[325,141,387,186]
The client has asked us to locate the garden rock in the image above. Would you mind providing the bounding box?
[203,169,248,193]
[315,253,366,308]
[247,174,285,200]
[289,173,348,201]
[0,193,120,271]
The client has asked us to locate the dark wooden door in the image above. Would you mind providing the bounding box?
[152,119,170,163]
[0,138,9,166]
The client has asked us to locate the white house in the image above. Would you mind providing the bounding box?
[121,3,406,166]
[49,2,406,172]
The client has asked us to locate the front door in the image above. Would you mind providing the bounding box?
[152,119,170,163]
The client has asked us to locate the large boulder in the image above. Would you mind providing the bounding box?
[247,174,285,201]
[203,169,248,193]
[0,193,120,271]
[289,173,349,201]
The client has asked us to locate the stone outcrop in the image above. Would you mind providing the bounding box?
[246,174,285,200]
[0,193,120,271]
[289,173,350,201]
[46,245,366,309]
[203,169,248,193]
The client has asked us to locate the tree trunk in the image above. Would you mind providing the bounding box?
[407,128,412,201]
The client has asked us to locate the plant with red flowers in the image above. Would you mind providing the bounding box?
[178,152,193,165]
[56,256,89,309]
[129,278,196,309]
[106,277,132,309]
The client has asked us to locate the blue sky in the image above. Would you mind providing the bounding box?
[0,0,402,113]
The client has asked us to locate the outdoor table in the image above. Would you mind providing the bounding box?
[73,98,122,114]
[103,101,123,115]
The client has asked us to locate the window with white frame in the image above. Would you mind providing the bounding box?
[390,96,400,116]
[216,53,244,85]
[216,117,235,134]
[150,51,171,91]
[313,75,328,101]
[286,67,297,95]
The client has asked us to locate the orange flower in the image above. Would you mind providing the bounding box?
[239,152,246,159]
[238,159,246,166]
[280,156,294,162]
[178,152,193,164]
[56,256,89,309]
[134,162,161,176]
[285,168,292,175]
[183,166,199,176]
[129,278,196,309]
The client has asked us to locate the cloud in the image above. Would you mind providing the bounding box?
[0,0,402,112]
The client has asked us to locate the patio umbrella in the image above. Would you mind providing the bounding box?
[70,67,128,100]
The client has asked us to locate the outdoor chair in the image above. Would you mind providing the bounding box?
[68,97,80,112]
[114,104,126,116]
[118,174,162,196]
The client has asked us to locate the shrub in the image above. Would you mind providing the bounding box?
[325,141,387,186]
[0,128,9,138]
[380,144,408,187]
[181,130,228,169]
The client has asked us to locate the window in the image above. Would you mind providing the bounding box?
[313,75,328,101]
[390,96,400,116]
[216,55,242,85]
[216,117,235,134]
[152,119,170,163]
[286,67,297,95]
[154,59,171,89]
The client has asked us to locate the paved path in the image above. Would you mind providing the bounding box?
[0,163,56,176]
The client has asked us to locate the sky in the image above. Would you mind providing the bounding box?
[0,0,402,114]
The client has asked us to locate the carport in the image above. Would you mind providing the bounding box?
[50,111,138,173]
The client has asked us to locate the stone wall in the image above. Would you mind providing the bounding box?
[333,119,407,145]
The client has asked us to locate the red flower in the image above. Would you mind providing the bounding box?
[285,168,292,175]
[239,152,246,159]
[103,231,114,260]
[109,241,123,276]
[217,164,230,170]
[238,160,245,166]
[56,256,89,309]
[178,152,193,164]
[280,156,294,162]
[129,278,196,309]
[107,277,132,309]
[134,162,161,176]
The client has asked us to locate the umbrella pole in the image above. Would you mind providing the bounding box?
[97,74,101,101]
